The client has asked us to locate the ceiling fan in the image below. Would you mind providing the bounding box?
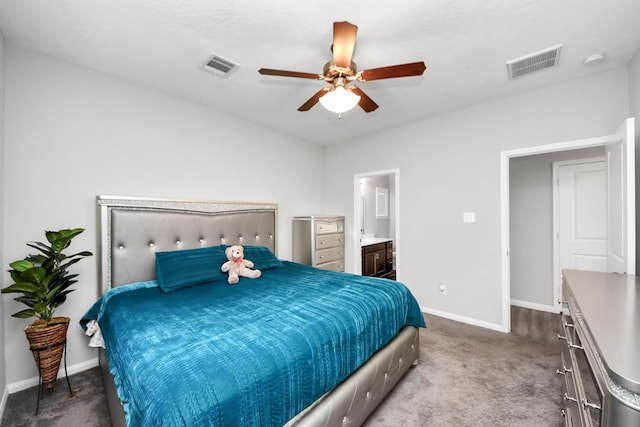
[258,21,426,114]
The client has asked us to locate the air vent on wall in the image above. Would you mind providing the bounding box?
[203,55,239,77]
[506,44,562,80]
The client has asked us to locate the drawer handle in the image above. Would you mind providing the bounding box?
[581,398,601,411]
[320,240,325,245]
[558,332,583,351]
[319,256,325,259]
[563,393,578,404]
[563,321,574,329]
[556,366,572,376]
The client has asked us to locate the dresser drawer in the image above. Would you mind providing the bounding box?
[315,220,344,235]
[560,344,583,425]
[315,233,344,250]
[315,247,344,264]
[564,406,577,427]
[317,259,345,272]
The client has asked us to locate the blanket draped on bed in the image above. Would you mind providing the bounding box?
[81,261,425,426]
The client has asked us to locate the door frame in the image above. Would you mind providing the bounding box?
[500,121,635,333]
[552,157,607,312]
[353,168,400,277]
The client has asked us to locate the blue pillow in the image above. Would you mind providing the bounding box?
[156,245,227,292]
[222,245,283,270]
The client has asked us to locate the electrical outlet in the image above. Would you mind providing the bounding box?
[438,282,447,295]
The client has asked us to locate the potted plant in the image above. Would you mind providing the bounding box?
[1,228,92,391]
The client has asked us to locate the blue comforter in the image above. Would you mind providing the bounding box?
[81,261,425,426]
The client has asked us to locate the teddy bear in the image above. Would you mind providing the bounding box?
[221,245,262,284]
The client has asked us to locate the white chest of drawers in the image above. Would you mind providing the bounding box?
[292,216,345,272]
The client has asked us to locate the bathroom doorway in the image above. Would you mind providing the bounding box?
[353,169,400,278]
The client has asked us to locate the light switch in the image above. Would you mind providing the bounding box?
[463,212,476,223]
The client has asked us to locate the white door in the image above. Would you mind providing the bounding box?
[553,158,607,311]
[557,159,608,269]
[606,118,636,274]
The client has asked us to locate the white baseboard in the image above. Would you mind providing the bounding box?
[421,306,508,333]
[511,299,558,313]
[6,357,99,394]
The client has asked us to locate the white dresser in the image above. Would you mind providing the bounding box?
[292,216,345,272]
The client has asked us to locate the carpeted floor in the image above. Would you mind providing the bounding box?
[1,365,110,427]
[1,309,563,426]
[364,311,564,426]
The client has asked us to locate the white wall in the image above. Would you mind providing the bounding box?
[509,146,605,310]
[324,68,629,329]
[360,175,391,237]
[0,27,6,410]
[2,45,324,388]
[630,48,640,261]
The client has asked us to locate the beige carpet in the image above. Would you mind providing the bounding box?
[364,312,564,426]
[2,310,563,426]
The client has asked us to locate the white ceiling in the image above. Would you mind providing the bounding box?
[1,0,639,146]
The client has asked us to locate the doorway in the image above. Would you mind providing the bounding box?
[353,169,400,277]
[500,118,635,333]
[510,151,605,314]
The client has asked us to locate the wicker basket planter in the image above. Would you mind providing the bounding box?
[24,317,70,391]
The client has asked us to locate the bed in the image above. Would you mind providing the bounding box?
[84,196,425,427]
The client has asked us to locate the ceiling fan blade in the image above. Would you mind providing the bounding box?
[298,88,331,111]
[350,86,379,112]
[332,21,358,69]
[258,68,323,80]
[358,61,426,81]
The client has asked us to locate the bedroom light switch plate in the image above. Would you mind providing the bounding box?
[463,212,476,223]
[438,282,447,295]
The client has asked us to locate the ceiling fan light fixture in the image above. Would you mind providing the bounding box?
[319,85,361,114]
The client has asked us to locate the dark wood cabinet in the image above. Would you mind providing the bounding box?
[362,240,394,279]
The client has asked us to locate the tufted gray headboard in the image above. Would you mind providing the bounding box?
[97,196,277,294]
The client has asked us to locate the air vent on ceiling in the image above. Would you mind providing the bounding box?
[203,55,239,77]
[506,44,562,80]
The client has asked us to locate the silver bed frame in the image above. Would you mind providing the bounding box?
[96,196,419,427]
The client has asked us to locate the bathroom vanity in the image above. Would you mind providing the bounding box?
[361,238,394,279]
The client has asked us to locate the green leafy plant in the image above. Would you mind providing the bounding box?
[1,228,93,323]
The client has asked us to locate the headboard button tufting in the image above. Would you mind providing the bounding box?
[98,197,277,290]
